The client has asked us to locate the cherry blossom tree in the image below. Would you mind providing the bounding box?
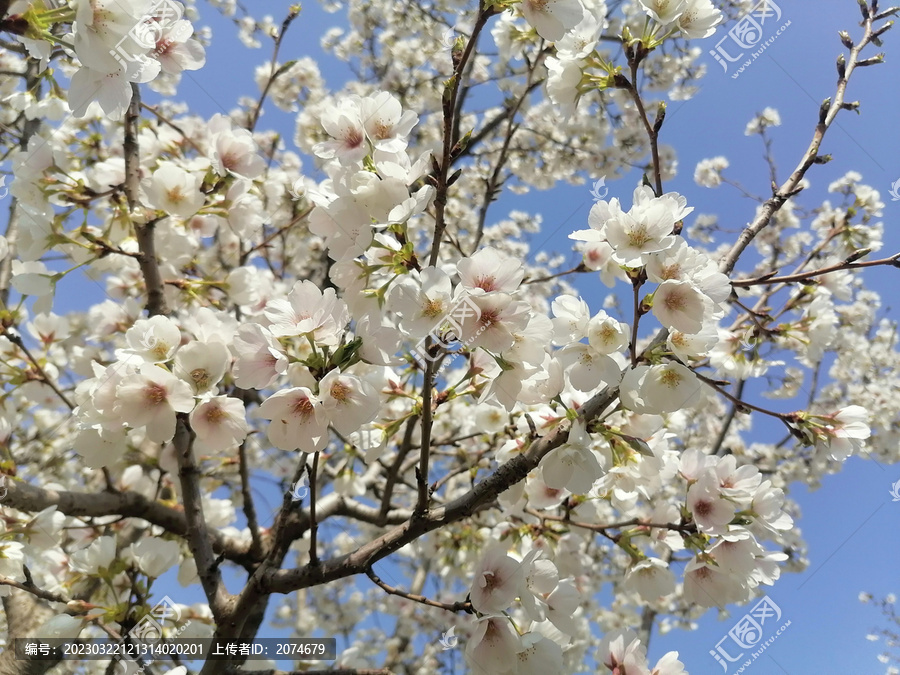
[0,0,897,673]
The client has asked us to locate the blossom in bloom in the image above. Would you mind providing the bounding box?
[72,0,159,79]
[694,156,729,187]
[598,629,649,673]
[587,311,629,354]
[640,362,702,414]
[812,405,871,461]
[555,5,606,60]
[151,19,206,75]
[231,323,289,390]
[265,280,349,346]
[652,652,687,675]
[126,315,182,363]
[115,364,195,443]
[675,0,721,38]
[69,536,116,574]
[318,369,379,435]
[360,92,418,152]
[625,557,676,601]
[639,0,687,25]
[190,396,250,453]
[683,557,751,606]
[457,247,525,294]
[143,162,205,219]
[545,56,583,119]
[518,551,559,620]
[68,66,133,120]
[551,295,591,345]
[515,632,565,674]
[130,537,181,578]
[25,506,65,549]
[174,340,229,395]
[208,114,266,179]
[0,540,25,581]
[605,199,679,266]
[314,97,368,164]
[454,293,531,354]
[539,419,606,494]
[750,481,794,533]
[470,543,526,613]
[557,342,621,391]
[745,107,782,136]
[465,615,522,675]
[687,472,736,534]
[388,267,455,338]
[545,579,581,634]
[652,279,707,334]
[256,387,329,453]
[308,196,374,261]
[520,0,585,42]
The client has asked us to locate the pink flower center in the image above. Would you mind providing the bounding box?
[344,128,364,149]
[693,499,712,518]
[144,383,168,406]
[473,275,497,292]
[292,396,314,418]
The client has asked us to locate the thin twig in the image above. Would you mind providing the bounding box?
[365,566,472,613]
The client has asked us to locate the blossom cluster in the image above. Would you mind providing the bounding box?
[0,0,894,674]
[11,0,205,119]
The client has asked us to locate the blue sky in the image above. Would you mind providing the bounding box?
[36,0,900,672]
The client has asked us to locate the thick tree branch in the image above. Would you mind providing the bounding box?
[173,415,233,621]
[1,478,254,566]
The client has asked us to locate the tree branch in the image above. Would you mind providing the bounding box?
[720,15,882,276]
[125,84,168,317]
[173,414,232,621]
[260,385,620,596]
[0,479,254,566]
[365,565,473,613]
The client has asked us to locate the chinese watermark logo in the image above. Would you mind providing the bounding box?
[438,626,458,650]
[138,325,160,352]
[0,475,8,501]
[117,595,191,674]
[109,0,184,78]
[709,0,791,79]
[291,475,309,502]
[412,295,486,372]
[0,176,8,200]
[889,478,900,502]
[589,176,608,201]
[888,178,900,202]
[288,177,305,201]
[709,596,791,672]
